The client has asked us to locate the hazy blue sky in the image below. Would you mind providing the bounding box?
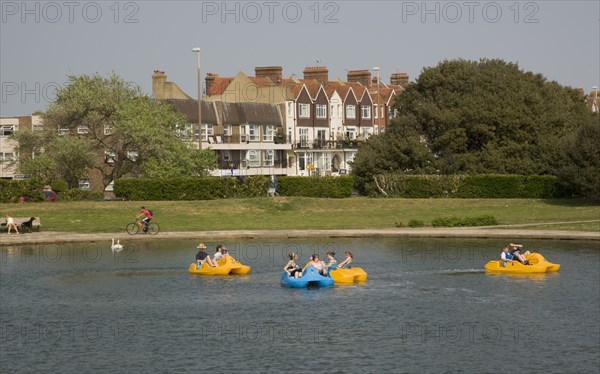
[1,0,599,116]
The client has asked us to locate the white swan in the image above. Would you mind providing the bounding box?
[111,238,123,252]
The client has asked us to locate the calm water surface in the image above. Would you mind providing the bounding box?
[1,238,599,373]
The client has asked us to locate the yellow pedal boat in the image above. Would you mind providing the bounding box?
[485,253,560,274]
[188,255,251,275]
[330,267,368,283]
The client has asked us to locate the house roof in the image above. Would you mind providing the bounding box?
[219,102,282,126]
[168,100,219,124]
[207,77,235,96]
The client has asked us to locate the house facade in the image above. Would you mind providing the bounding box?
[152,65,406,177]
[0,115,43,180]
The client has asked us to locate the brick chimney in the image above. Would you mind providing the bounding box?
[255,66,283,83]
[205,73,218,96]
[303,66,329,85]
[347,70,371,86]
[152,70,167,98]
[390,73,409,87]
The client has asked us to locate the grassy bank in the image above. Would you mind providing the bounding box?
[1,197,598,233]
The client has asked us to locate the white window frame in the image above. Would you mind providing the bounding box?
[126,150,138,161]
[299,128,309,148]
[248,125,260,142]
[263,150,274,166]
[263,125,275,142]
[104,124,113,135]
[361,106,371,119]
[247,150,260,167]
[222,150,231,161]
[346,105,356,119]
[77,124,89,134]
[299,103,310,118]
[316,104,327,119]
[201,124,214,141]
[1,125,15,136]
[223,124,232,136]
[78,179,90,190]
[374,104,379,119]
[105,150,116,164]
[287,102,293,116]
[58,127,69,136]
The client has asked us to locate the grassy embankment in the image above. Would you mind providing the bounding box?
[1,197,598,234]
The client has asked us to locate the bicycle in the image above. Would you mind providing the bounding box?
[126,220,160,235]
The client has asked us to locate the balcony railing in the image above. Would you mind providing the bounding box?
[209,134,287,144]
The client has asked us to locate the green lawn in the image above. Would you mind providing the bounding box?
[1,197,598,233]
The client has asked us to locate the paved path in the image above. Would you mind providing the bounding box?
[1,227,598,245]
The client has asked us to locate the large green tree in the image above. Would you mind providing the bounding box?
[16,73,216,188]
[557,121,600,198]
[353,59,592,181]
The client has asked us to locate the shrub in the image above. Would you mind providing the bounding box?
[277,176,353,198]
[363,174,564,198]
[408,219,425,227]
[114,176,270,201]
[0,179,44,203]
[60,189,104,201]
[431,215,498,227]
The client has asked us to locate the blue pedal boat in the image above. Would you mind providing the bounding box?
[280,265,335,288]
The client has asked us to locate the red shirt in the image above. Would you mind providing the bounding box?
[141,209,152,219]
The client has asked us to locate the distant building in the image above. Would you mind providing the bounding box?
[152,65,406,177]
[0,115,43,180]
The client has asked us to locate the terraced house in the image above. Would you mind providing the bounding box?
[152,65,405,177]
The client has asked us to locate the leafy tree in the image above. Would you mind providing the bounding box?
[32,73,215,188]
[388,59,592,175]
[557,121,600,198]
[351,114,437,194]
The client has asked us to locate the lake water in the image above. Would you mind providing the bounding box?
[1,238,599,373]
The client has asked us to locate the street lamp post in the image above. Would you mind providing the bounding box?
[372,67,380,134]
[192,47,202,149]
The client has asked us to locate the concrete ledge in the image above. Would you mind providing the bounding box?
[1,228,598,245]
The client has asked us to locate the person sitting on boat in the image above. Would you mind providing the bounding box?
[303,254,328,276]
[213,245,224,262]
[221,248,229,257]
[324,251,337,270]
[509,243,529,265]
[284,252,302,278]
[337,252,354,269]
[196,243,217,268]
[500,247,514,266]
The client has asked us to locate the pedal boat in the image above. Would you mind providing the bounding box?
[329,267,368,283]
[485,253,560,274]
[280,265,334,288]
[188,255,251,275]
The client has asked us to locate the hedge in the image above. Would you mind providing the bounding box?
[276,176,353,198]
[366,174,565,198]
[0,179,44,203]
[114,176,270,200]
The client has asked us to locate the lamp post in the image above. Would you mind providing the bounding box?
[372,67,380,134]
[192,47,202,149]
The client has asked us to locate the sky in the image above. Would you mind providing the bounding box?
[1,0,599,117]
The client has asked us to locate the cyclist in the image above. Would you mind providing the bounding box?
[135,206,153,233]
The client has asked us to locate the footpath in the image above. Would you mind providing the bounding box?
[1,225,598,245]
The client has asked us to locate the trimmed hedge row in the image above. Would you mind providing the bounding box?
[367,174,566,198]
[0,179,44,203]
[276,176,353,198]
[114,176,270,200]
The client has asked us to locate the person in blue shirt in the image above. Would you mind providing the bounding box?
[500,246,513,266]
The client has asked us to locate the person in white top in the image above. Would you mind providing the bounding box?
[6,213,20,234]
[213,245,224,262]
